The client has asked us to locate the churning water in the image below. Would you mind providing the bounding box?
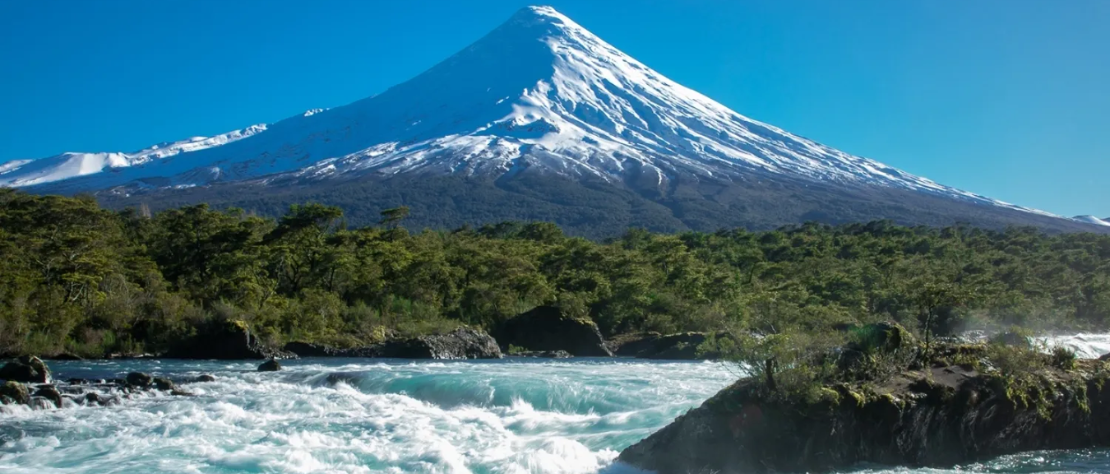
[2,345,1110,473]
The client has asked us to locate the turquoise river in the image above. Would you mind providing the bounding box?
[3,333,1110,473]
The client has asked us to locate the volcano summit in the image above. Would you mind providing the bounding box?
[1,6,1099,235]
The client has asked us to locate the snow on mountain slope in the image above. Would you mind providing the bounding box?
[0,160,32,174]
[0,125,266,187]
[1073,215,1110,227]
[0,6,1058,221]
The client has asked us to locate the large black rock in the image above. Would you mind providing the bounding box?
[608,332,663,357]
[0,356,50,383]
[493,306,611,357]
[33,386,63,408]
[166,320,295,360]
[376,327,502,359]
[126,372,153,388]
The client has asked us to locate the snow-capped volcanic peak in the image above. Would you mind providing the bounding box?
[0,6,1062,221]
[292,5,1052,216]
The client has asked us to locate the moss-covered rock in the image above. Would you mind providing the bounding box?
[619,343,1110,473]
[0,381,30,405]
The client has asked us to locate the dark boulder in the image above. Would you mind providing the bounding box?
[0,356,50,383]
[46,353,84,361]
[0,381,30,405]
[608,332,663,357]
[33,386,63,408]
[126,372,153,388]
[152,377,176,391]
[166,320,296,360]
[258,359,282,372]
[84,392,105,406]
[193,374,217,383]
[493,306,611,357]
[0,361,40,383]
[377,327,502,359]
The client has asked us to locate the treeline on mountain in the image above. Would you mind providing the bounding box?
[2,188,1109,358]
[92,172,1104,240]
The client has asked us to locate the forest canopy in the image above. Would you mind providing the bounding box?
[1,189,1108,358]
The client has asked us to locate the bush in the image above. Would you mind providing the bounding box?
[1051,346,1078,371]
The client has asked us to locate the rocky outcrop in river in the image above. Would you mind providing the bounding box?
[376,327,502,359]
[618,331,1110,473]
[493,306,611,357]
[1,358,211,410]
[284,327,502,359]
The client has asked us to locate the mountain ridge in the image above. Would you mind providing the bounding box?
[2,6,1104,234]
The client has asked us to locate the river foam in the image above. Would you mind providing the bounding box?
[0,359,735,473]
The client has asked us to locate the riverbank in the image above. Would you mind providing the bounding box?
[4,316,733,364]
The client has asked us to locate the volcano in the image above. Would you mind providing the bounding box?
[1,6,1101,236]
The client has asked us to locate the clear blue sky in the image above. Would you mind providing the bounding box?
[1,0,1107,217]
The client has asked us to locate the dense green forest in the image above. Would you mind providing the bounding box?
[1,188,1109,358]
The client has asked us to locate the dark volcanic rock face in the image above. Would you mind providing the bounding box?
[377,328,503,360]
[166,320,295,360]
[283,329,501,359]
[618,362,1110,473]
[494,306,612,357]
[608,332,663,357]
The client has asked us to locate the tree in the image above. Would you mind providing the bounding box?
[379,206,410,229]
